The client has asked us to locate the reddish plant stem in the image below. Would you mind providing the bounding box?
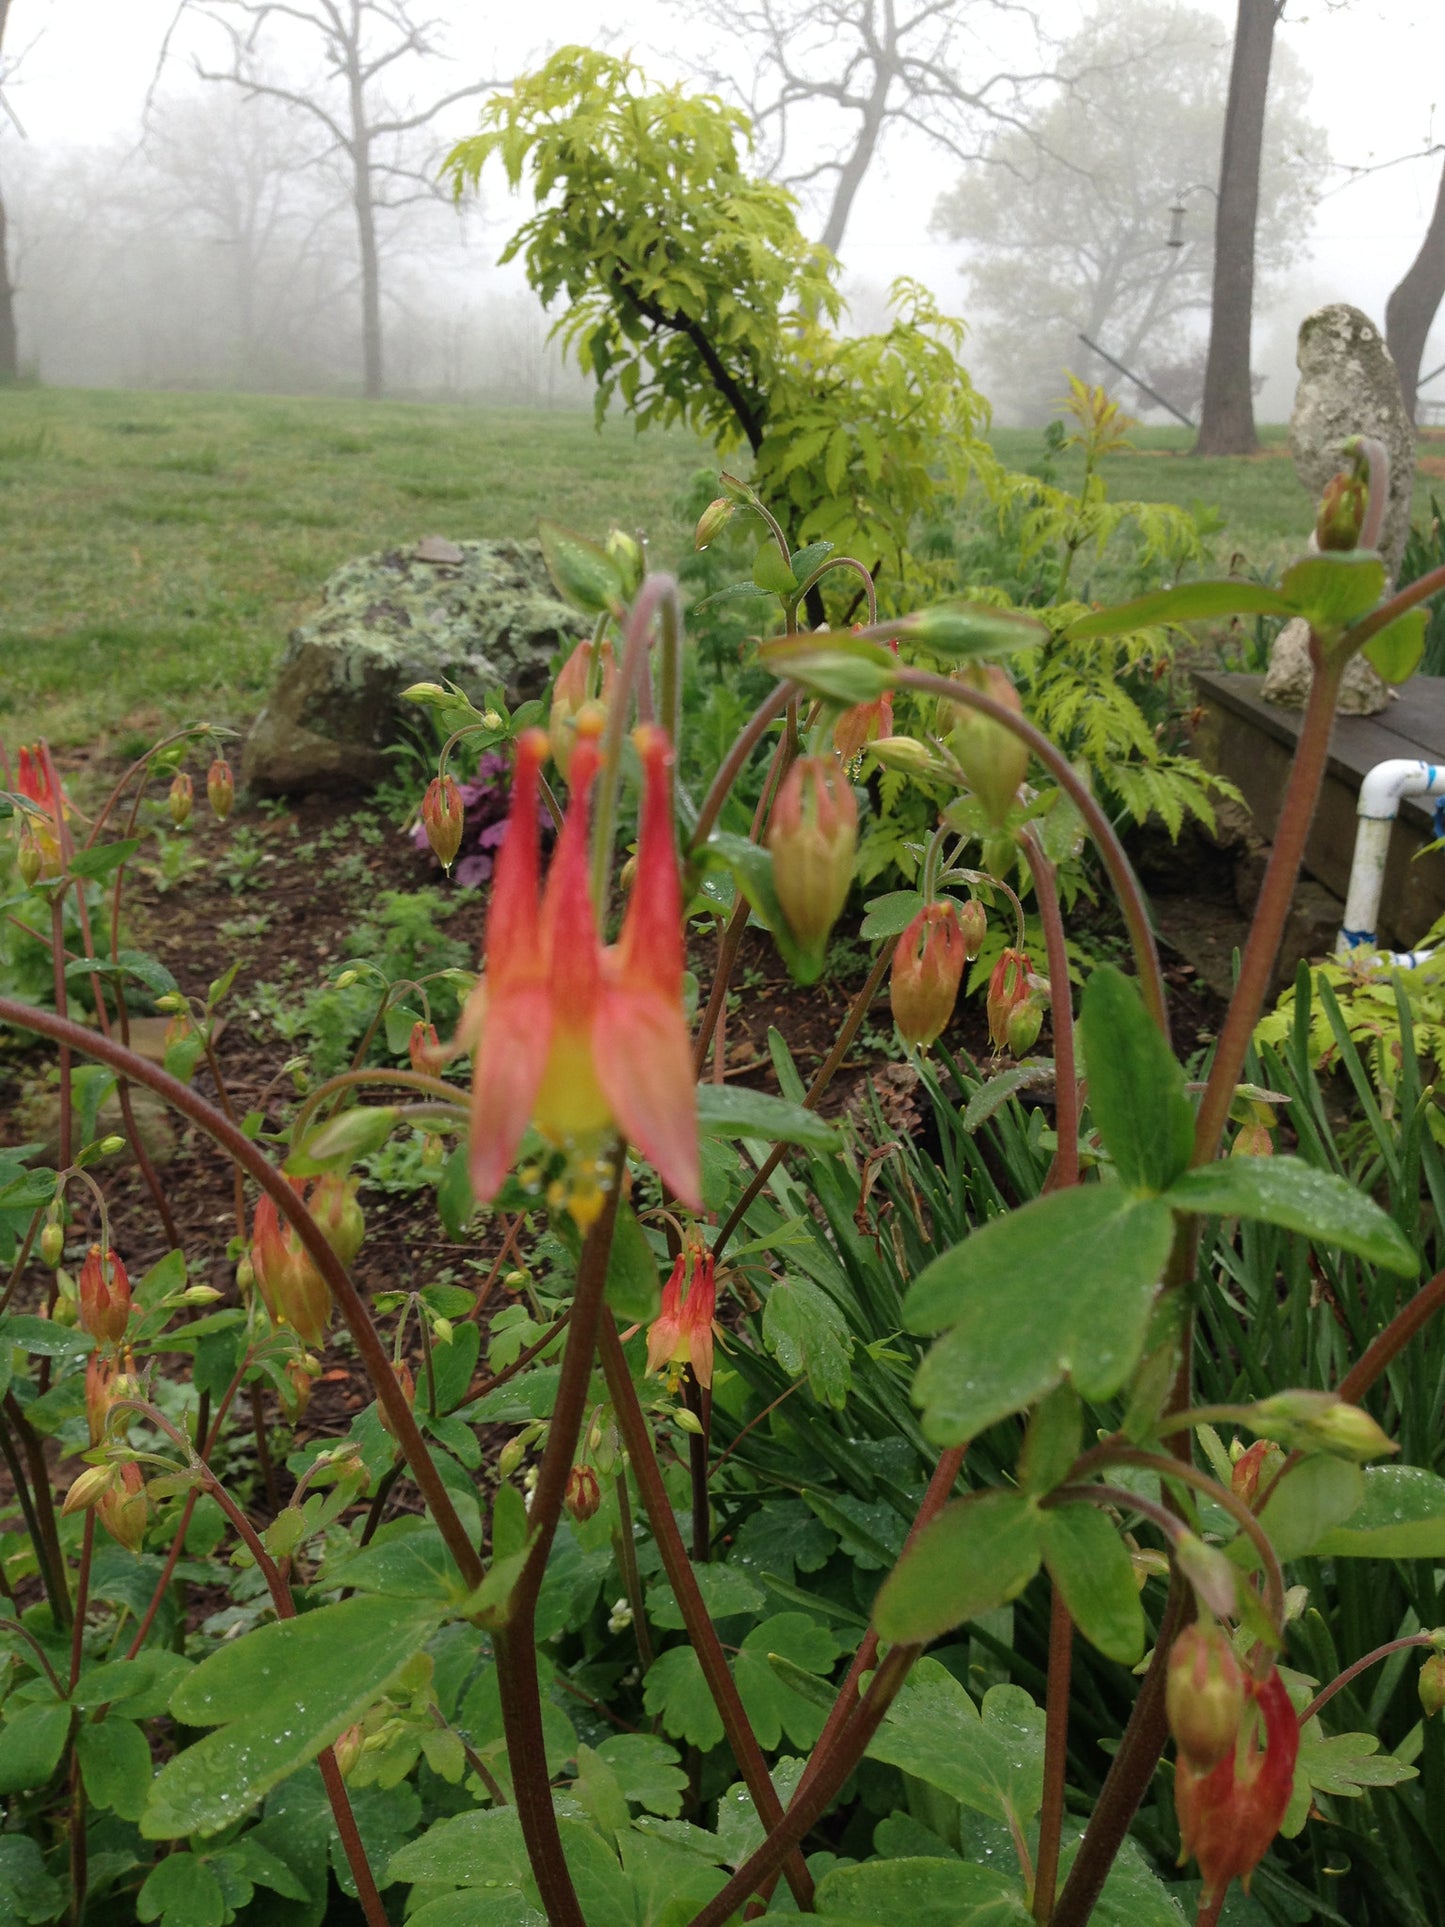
[0,998,484,1590]
[684,1642,920,1927]
[0,1403,67,1626]
[896,666,1169,1040]
[683,1370,711,1561]
[1298,1633,1437,1727]
[1346,559,1445,652]
[1033,1585,1073,1924]
[712,939,897,1261]
[4,1392,71,1625]
[0,1206,44,1315]
[612,1469,654,1670]
[1338,1262,1445,1404]
[249,1381,281,1515]
[69,1511,95,1693]
[1021,827,1079,1192]
[493,1176,623,1927]
[68,1754,87,1927]
[692,902,749,1080]
[597,1311,814,1912]
[1192,650,1343,1163]
[466,1312,570,1402]
[688,684,798,855]
[50,895,73,1172]
[203,1475,387,1927]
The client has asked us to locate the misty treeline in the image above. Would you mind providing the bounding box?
[1,84,589,404]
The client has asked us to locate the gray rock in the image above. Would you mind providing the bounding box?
[1262,304,1417,716]
[1289,303,1416,575]
[1261,614,1391,713]
[242,537,587,794]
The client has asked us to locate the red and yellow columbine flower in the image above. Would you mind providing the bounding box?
[986,947,1032,1051]
[890,902,968,1050]
[466,721,699,1220]
[251,1184,332,1349]
[1174,1663,1299,1905]
[833,639,899,767]
[646,1244,717,1390]
[14,743,69,877]
[77,1244,132,1347]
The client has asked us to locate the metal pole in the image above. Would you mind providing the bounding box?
[1076,333,1196,430]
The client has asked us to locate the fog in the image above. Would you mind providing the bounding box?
[1,0,1441,424]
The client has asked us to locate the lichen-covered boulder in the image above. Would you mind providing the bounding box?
[242,536,587,794]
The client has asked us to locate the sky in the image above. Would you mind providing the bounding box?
[3,0,1443,416]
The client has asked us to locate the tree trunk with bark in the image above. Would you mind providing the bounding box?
[1385,152,1445,424]
[1194,0,1281,455]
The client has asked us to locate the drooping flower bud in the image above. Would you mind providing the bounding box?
[890,902,968,1050]
[421,774,465,872]
[408,1019,444,1075]
[833,637,900,767]
[646,1245,718,1391]
[1175,1666,1299,1906]
[605,527,645,599]
[942,664,1030,828]
[548,638,615,780]
[168,770,194,827]
[40,1219,64,1269]
[1315,468,1368,552]
[498,1434,528,1479]
[767,757,858,962]
[986,949,1032,1052]
[565,1463,602,1522]
[16,821,43,887]
[251,1187,331,1349]
[63,1464,117,1518]
[1167,1624,1248,1773]
[1419,1651,1445,1719]
[308,1173,365,1271]
[206,756,235,821]
[1005,999,1043,1057]
[98,1461,148,1554]
[1231,1121,1274,1157]
[86,1349,126,1448]
[1230,1437,1286,1508]
[694,496,734,550]
[334,1724,365,1780]
[957,898,987,959]
[77,1244,132,1346]
[281,1352,321,1422]
[1250,1391,1398,1462]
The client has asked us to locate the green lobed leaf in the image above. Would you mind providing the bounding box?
[643,1645,724,1751]
[873,1492,1042,1644]
[143,1594,444,1837]
[65,838,141,881]
[76,1715,153,1820]
[537,519,624,615]
[0,1836,63,1925]
[0,1701,71,1794]
[1163,1156,1418,1274]
[814,1857,1031,1923]
[696,1082,841,1150]
[594,1734,688,1818]
[137,1854,226,1927]
[1255,1455,1365,1564]
[861,889,925,939]
[1279,551,1385,635]
[1039,1503,1144,1664]
[731,1613,843,1750]
[752,541,798,594]
[905,1188,1174,1441]
[762,1275,854,1407]
[1362,605,1427,683]
[1062,580,1291,641]
[1310,1464,1445,1558]
[1079,965,1192,1193]
[866,1660,1046,1827]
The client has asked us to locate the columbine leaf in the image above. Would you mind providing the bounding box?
[762,1275,854,1407]
[1080,965,1192,1193]
[1362,606,1427,683]
[873,1492,1042,1644]
[695,1084,840,1150]
[1310,1464,1445,1558]
[1163,1157,1417,1275]
[1279,552,1385,636]
[1063,581,1291,641]
[1039,1503,1144,1664]
[866,1660,1046,1827]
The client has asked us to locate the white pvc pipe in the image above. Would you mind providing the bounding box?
[1338,758,1445,964]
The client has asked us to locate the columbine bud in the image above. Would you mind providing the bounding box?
[767,757,858,963]
[1175,1666,1299,1907]
[77,1244,132,1345]
[986,949,1032,1052]
[606,528,645,598]
[1231,1121,1274,1157]
[548,638,615,780]
[957,898,987,959]
[86,1350,125,1447]
[498,1435,528,1479]
[1167,1624,1248,1773]
[98,1461,148,1553]
[565,1463,602,1522]
[408,1019,444,1075]
[694,497,734,550]
[942,664,1030,828]
[675,1408,706,1436]
[1251,1391,1398,1463]
[334,1724,365,1779]
[251,1188,331,1348]
[63,1464,117,1517]
[891,903,968,1050]
[281,1353,321,1422]
[1231,1437,1285,1508]
[1419,1652,1445,1719]
[1005,999,1043,1057]
[1315,468,1368,552]
[378,1360,416,1440]
[309,1173,365,1270]
[421,774,465,872]
[40,1220,64,1269]
[867,734,935,775]
[16,821,43,887]
[206,756,235,821]
[168,770,193,827]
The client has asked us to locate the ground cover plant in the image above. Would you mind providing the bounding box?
[3,428,1445,1927]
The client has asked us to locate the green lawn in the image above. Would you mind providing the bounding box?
[2,391,1437,750]
[0,390,716,749]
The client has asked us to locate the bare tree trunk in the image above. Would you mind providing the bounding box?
[0,179,17,382]
[1194,0,1281,455]
[818,69,892,261]
[1385,152,1445,424]
[353,156,383,400]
